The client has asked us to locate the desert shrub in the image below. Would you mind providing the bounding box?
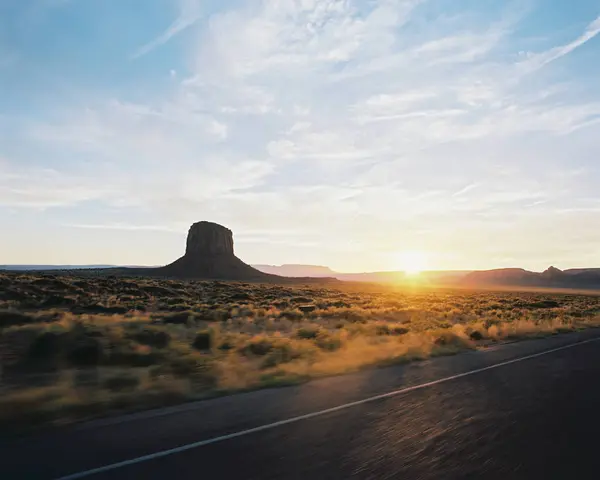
[108,342,159,367]
[469,330,484,341]
[291,297,313,304]
[0,311,37,328]
[314,331,345,351]
[243,337,275,356]
[211,309,229,321]
[165,297,188,306]
[298,305,317,314]
[103,372,141,392]
[192,330,213,351]
[530,300,560,309]
[79,304,128,314]
[260,343,294,368]
[0,326,41,366]
[162,312,194,324]
[230,292,253,302]
[392,326,410,335]
[67,337,104,366]
[329,301,351,308]
[296,326,321,339]
[37,312,63,323]
[28,331,65,362]
[217,340,235,351]
[214,332,244,351]
[0,386,65,427]
[375,324,391,336]
[278,309,303,321]
[0,288,30,303]
[487,324,501,339]
[165,355,212,377]
[41,295,76,308]
[342,310,366,323]
[142,285,175,296]
[240,307,256,317]
[431,330,472,349]
[132,328,171,348]
[555,325,573,333]
[259,339,318,369]
[166,303,190,312]
[72,369,101,388]
[483,318,501,329]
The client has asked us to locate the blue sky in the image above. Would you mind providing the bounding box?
[1,0,599,272]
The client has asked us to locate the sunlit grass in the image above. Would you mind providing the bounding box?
[1,271,599,430]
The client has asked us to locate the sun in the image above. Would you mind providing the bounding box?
[395,251,428,276]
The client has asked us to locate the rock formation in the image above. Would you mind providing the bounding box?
[185,222,235,257]
[102,221,336,283]
[154,221,277,280]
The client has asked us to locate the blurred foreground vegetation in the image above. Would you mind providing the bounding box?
[1,272,599,431]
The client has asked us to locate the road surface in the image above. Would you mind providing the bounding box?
[2,329,600,479]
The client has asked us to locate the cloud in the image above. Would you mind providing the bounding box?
[0,151,273,212]
[5,1,600,269]
[0,161,112,209]
[518,15,600,73]
[131,0,203,59]
[452,183,480,197]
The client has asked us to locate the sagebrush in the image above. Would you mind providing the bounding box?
[1,272,599,429]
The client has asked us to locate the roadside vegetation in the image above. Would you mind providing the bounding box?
[1,272,599,431]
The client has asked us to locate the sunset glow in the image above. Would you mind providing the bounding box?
[395,251,428,276]
[1,1,599,272]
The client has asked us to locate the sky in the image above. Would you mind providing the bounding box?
[1,0,599,273]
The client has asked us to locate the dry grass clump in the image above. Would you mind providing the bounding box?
[1,271,599,429]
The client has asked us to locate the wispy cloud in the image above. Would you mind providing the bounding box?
[0,162,111,209]
[3,1,600,269]
[131,0,203,59]
[519,15,600,73]
[452,183,480,197]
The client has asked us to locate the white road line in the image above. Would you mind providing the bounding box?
[57,336,600,480]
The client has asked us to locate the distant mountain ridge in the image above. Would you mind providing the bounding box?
[461,266,600,289]
[252,264,337,277]
[251,265,472,284]
[3,263,600,289]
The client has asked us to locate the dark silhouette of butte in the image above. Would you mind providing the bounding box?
[147,221,272,280]
[59,222,335,283]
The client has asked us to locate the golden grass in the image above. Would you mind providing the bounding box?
[1,271,599,430]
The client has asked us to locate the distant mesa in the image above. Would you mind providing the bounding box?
[185,221,235,257]
[150,221,276,281]
[461,266,600,289]
[253,264,337,277]
[120,221,335,283]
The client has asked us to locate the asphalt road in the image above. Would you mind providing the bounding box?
[2,329,600,480]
